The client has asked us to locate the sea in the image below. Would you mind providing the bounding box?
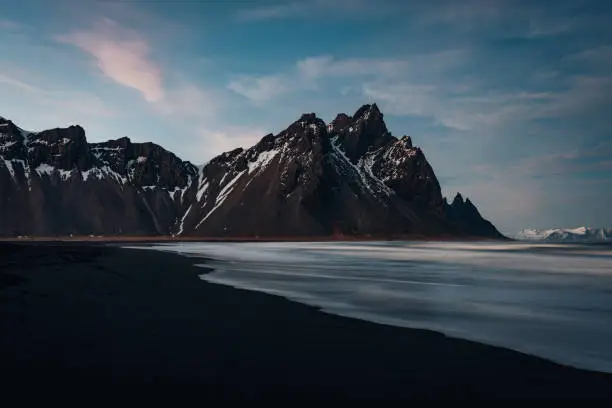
[144,241,612,373]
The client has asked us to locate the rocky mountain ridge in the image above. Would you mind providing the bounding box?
[0,105,504,239]
[0,116,195,236]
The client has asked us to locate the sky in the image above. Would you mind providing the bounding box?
[0,0,611,233]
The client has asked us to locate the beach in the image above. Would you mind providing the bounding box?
[1,242,611,402]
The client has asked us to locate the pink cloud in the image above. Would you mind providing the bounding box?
[57,18,164,102]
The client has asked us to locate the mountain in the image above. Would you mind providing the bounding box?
[0,117,196,236]
[0,105,504,239]
[515,227,612,243]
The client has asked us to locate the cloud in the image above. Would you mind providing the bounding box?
[534,75,612,120]
[362,57,612,131]
[56,18,220,121]
[235,0,379,21]
[56,18,164,102]
[40,91,118,122]
[227,48,571,135]
[419,0,512,25]
[415,0,585,39]
[153,84,220,120]
[566,46,612,68]
[515,140,612,177]
[296,55,410,78]
[228,75,291,103]
[235,2,307,21]
[227,51,459,103]
[0,19,21,30]
[0,73,42,93]
[363,82,555,131]
[0,67,116,121]
[227,55,410,103]
[526,19,573,37]
[207,127,267,156]
[185,126,268,163]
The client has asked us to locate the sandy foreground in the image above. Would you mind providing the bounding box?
[1,241,611,402]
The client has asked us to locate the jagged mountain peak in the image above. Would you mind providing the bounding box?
[328,103,393,163]
[99,136,132,147]
[284,112,327,137]
[328,114,351,133]
[445,192,500,238]
[399,135,413,148]
[449,193,479,212]
[298,112,319,122]
[452,192,464,206]
[353,103,382,120]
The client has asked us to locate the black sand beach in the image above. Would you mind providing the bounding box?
[1,242,611,402]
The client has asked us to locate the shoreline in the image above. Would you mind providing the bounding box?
[0,234,512,243]
[170,245,611,374]
[1,242,610,401]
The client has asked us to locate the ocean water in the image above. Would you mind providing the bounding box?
[143,241,612,373]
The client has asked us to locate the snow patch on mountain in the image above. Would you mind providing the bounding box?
[195,170,246,229]
[329,136,393,200]
[2,159,16,179]
[35,163,55,176]
[58,169,73,181]
[169,174,193,203]
[248,149,278,175]
[176,204,192,236]
[81,166,128,184]
[196,179,209,202]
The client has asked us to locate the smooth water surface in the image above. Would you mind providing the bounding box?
[142,241,612,372]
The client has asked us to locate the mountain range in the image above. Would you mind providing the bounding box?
[0,104,504,239]
[515,227,612,243]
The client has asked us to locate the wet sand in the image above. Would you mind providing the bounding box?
[1,242,610,402]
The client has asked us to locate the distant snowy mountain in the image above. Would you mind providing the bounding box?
[515,227,612,243]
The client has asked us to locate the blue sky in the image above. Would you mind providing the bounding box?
[1,0,611,233]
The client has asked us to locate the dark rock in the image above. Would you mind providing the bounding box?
[400,135,413,148]
[0,118,28,161]
[1,121,197,236]
[27,126,94,171]
[330,104,395,163]
[445,193,504,238]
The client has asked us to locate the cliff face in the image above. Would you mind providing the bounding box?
[0,105,504,239]
[0,117,196,236]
